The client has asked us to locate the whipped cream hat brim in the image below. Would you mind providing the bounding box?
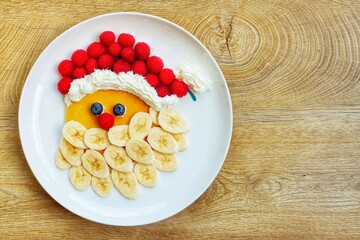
[64,70,178,110]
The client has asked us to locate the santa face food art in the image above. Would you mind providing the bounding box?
[55,31,210,199]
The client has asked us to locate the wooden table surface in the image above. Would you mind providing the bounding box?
[1,0,360,239]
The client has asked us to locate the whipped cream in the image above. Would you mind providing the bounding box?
[64,70,178,110]
[175,63,210,93]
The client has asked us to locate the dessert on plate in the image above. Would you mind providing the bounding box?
[55,31,210,199]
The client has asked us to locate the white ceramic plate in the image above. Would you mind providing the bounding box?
[18,12,232,226]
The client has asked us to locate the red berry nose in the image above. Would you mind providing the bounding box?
[98,112,114,131]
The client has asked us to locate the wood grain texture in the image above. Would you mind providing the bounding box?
[1,0,360,239]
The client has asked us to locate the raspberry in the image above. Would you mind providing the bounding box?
[118,33,135,47]
[170,80,189,97]
[87,42,106,58]
[146,56,164,74]
[57,77,72,94]
[159,68,175,85]
[85,58,98,74]
[134,42,150,60]
[113,59,131,73]
[97,54,114,69]
[132,60,147,76]
[58,60,74,77]
[107,42,122,57]
[145,74,160,88]
[71,49,89,66]
[72,67,87,79]
[99,31,115,46]
[98,112,114,130]
[156,85,171,97]
[121,47,136,63]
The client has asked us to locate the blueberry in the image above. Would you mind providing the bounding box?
[113,103,126,116]
[91,102,103,115]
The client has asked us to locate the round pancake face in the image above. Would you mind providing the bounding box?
[66,90,149,129]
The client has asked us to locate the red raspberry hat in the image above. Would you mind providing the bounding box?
[58,31,201,104]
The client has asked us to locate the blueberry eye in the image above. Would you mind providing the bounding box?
[91,102,103,115]
[113,103,126,116]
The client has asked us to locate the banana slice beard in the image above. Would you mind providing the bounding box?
[55,148,71,170]
[147,127,178,154]
[81,149,110,178]
[133,163,158,188]
[149,107,159,125]
[104,145,133,172]
[62,120,87,149]
[84,128,110,150]
[69,166,91,191]
[60,138,84,166]
[111,170,139,200]
[91,175,113,197]
[172,133,188,151]
[126,139,154,164]
[158,108,189,134]
[153,150,179,172]
[129,112,152,140]
[108,125,130,147]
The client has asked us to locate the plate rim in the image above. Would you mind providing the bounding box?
[18,11,233,226]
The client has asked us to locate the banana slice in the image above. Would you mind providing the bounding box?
[62,120,87,149]
[104,145,133,172]
[147,127,178,154]
[91,175,113,197]
[129,112,152,139]
[126,139,154,164]
[108,125,130,147]
[60,138,83,166]
[84,128,110,150]
[55,148,71,170]
[158,108,189,134]
[69,166,91,191]
[149,107,159,125]
[133,163,158,188]
[111,170,138,200]
[81,149,110,178]
[172,133,188,151]
[153,150,179,172]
